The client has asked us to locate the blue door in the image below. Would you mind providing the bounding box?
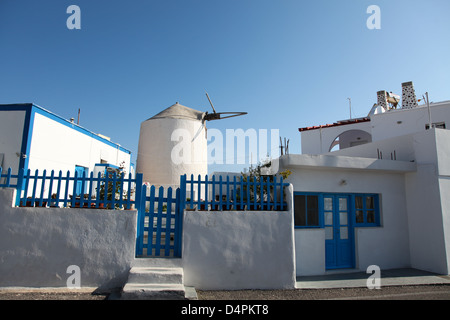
[324,195,354,269]
[75,166,88,196]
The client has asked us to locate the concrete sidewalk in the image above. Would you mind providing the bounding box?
[296,268,450,289]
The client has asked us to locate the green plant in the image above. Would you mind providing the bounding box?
[98,161,127,209]
[238,160,291,206]
[279,169,292,180]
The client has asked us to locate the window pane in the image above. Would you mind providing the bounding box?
[325,227,333,240]
[340,212,348,225]
[294,195,306,226]
[339,198,347,211]
[324,197,333,211]
[366,196,374,209]
[355,196,363,209]
[367,210,375,223]
[356,210,364,223]
[307,195,319,226]
[325,212,333,225]
[340,227,348,239]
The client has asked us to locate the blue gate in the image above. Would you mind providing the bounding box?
[135,184,185,257]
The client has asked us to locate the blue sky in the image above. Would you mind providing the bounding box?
[1,0,450,173]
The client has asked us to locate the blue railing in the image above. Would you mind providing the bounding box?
[181,174,289,211]
[0,167,142,209]
[0,167,18,188]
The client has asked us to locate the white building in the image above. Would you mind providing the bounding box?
[0,103,133,194]
[273,81,450,276]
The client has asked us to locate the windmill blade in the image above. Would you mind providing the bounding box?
[203,92,247,121]
[205,92,217,114]
[204,111,247,121]
[192,122,205,141]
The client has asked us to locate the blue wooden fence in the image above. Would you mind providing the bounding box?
[0,167,142,209]
[0,167,18,188]
[181,174,289,211]
[1,166,290,259]
[135,185,183,257]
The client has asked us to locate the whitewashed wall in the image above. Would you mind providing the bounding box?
[370,102,450,142]
[0,188,137,290]
[289,166,411,276]
[301,121,371,155]
[405,129,450,275]
[182,185,296,290]
[290,129,450,276]
[301,101,450,156]
[29,113,131,175]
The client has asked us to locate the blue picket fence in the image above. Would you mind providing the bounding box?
[0,167,18,188]
[0,167,142,209]
[135,185,183,257]
[181,174,289,211]
[1,166,290,259]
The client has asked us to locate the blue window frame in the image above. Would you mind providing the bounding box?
[294,193,323,228]
[353,194,380,227]
[294,192,380,229]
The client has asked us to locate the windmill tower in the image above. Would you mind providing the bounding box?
[136,94,246,198]
[137,102,207,189]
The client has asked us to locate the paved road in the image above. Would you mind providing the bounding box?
[197,285,450,300]
[1,284,449,300]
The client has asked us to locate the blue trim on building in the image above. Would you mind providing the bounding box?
[0,103,132,176]
[29,104,131,154]
[94,163,119,169]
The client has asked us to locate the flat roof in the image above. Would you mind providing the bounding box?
[298,117,370,132]
[280,154,417,173]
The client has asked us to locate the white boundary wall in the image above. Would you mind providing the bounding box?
[0,188,137,291]
[182,185,296,290]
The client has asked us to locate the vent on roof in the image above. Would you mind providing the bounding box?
[377,90,388,111]
[401,81,419,109]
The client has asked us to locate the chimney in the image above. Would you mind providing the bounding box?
[401,81,419,109]
[377,90,388,110]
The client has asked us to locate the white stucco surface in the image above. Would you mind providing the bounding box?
[182,185,296,290]
[29,112,131,174]
[287,128,450,276]
[0,188,137,290]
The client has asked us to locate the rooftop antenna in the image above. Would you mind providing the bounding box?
[279,137,290,155]
[280,137,284,156]
[347,98,352,119]
[424,92,432,129]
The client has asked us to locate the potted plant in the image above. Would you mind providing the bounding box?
[185,198,196,211]
[199,200,207,211]
[50,193,59,207]
[20,197,34,207]
[97,162,127,209]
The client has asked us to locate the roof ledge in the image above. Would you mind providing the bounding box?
[280,154,416,173]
